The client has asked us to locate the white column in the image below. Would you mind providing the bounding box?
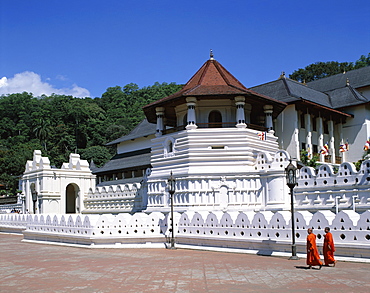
[36,177,40,214]
[338,122,348,163]
[264,105,274,131]
[318,116,324,162]
[22,180,28,214]
[26,181,32,214]
[235,96,246,128]
[185,97,197,130]
[305,113,312,158]
[155,107,165,137]
[328,120,335,164]
[294,112,300,160]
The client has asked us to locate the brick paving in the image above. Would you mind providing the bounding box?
[1,233,370,293]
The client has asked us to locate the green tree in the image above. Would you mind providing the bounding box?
[289,61,355,83]
[0,81,182,188]
[79,146,112,168]
[33,118,52,151]
[289,53,370,82]
[354,53,370,68]
[300,149,319,168]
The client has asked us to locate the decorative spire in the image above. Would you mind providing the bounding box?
[346,78,350,86]
[279,71,286,79]
[210,49,214,60]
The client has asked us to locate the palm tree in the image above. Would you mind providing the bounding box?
[33,118,51,151]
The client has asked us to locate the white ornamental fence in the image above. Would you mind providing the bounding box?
[1,210,370,258]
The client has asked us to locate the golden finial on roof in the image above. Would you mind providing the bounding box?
[279,71,286,79]
[346,78,350,86]
[210,49,214,60]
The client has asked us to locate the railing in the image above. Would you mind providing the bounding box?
[163,123,268,134]
[0,196,18,205]
[324,155,342,164]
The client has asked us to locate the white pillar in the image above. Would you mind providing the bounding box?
[21,180,26,214]
[329,120,335,164]
[318,116,324,162]
[338,122,347,163]
[185,97,197,130]
[26,181,32,214]
[294,112,300,160]
[235,96,246,128]
[36,177,40,214]
[264,105,274,131]
[155,107,165,137]
[305,113,312,158]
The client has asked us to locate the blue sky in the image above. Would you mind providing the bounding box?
[1,0,369,98]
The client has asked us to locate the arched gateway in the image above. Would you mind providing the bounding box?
[66,183,80,213]
[21,150,95,214]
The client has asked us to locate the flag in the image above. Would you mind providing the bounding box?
[257,132,267,140]
[364,138,370,151]
[320,142,329,156]
[340,139,349,152]
[306,145,312,159]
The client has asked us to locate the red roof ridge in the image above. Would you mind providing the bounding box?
[198,60,211,85]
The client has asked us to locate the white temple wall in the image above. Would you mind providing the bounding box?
[150,127,279,179]
[276,105,300,160]
[117,135,153,154]
[342,108,370,163]
[142,150,292,213]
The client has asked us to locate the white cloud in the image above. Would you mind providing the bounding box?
[0,71,90,98]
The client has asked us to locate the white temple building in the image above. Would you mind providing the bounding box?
[2,54,370,258]
[83,53,370,215]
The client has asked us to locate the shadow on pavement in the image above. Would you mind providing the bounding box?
[295,266,311,270]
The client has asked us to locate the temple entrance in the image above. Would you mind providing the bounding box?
[66,184,79,213]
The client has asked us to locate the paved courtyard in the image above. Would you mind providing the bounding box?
[1,233,370,292]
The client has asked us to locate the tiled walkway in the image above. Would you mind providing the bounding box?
[1,233,369,292]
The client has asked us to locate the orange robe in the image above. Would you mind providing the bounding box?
[323,232,336,265]
[306,233,322,266]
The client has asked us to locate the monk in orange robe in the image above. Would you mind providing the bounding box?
[306,228,322,269]
[323,227,337,266]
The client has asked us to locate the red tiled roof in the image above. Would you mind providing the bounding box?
[183,59,248,90]
[144,59,285,108]
[143,57,287,124]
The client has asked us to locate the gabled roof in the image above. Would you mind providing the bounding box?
[143,57,287,124]
[251,77,332,107]
[325,85,369,108]
[106,119,156,146]
[93,152,151,175]
[307,66,370,92]
[251,76,352,118]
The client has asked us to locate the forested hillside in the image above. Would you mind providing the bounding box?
[0,82,182,194]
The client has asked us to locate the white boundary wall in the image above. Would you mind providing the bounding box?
[296,160,370,212]
[1,210,369,259]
